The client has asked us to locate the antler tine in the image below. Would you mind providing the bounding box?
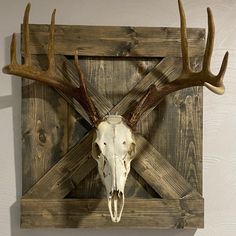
[74,50,84,80]
[216,51,229,81]
[8,3,31,67]
[178,0,190,73]
[23,3,31,66]
[47,9,56,75]
[10,33,17,65]
[74,50,101,126]
[204,51,228,95]
[202,8,214,72]
[179,0,229,95]
[203,7,229,94]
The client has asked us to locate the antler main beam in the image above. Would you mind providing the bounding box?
[2,3,100,126]
[127,0,229,127]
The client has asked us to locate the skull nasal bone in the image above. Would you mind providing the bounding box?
[113,155,117,190]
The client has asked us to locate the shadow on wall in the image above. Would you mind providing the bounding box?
[1,35,198,236]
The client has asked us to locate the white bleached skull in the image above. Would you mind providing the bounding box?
[92,115,136,222]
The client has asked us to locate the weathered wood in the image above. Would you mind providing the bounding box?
[23,132,96,198]
[173,86,202,193]
[56,56,178,117]
[21,198,204,228]
[133,134,200,199]
[80,57,160,106]
[55,55,161,122]
[22,56,69,194]
[22,25,205,57]
[138,57,203,193]
[21,23,204,229]
[23,55,201,198]
[130,169,160,198]
[55,55,112,124]
[111,57,182,116]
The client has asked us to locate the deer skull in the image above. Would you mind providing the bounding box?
[92,115,136,222]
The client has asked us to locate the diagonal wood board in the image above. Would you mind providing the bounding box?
[23,56,201,200]
[21,25,204,228]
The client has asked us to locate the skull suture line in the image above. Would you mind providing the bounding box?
[3,0,228,224]
[92,115,136,222]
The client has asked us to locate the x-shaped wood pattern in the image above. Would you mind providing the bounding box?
[23,55,202,200]
[19,23,205,228]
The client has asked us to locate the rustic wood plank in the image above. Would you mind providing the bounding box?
[67,106,88,149]
[111,57,182,116]
[174,87,202,193]
[23,132,96,198]
[80,57,160,106]
[133,134,200,199]
[23,25,205,57]
[22,56,69,194]
[129,169,161,198]
[21,198,204,228]
[138,57,203,193]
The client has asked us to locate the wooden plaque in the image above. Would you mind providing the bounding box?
[21,24,204,228]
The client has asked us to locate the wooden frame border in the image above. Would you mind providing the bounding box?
[21,198,204,228]
[23,25,205,57]
[21,24,205,229]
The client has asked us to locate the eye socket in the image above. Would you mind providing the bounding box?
[93,143,102,159]
[104,142,106,146]
[128,142,136,156]
[123,141,126,145]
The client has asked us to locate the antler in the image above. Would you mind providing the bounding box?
[126,0,229,127]
[2,3,100,126]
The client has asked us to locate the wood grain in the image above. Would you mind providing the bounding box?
[55,56,179,117]
[22,56,69,194]
[138,57,203,193]
[55,55,113,124]
[22,25,205,57]
[21,198,204,228]
[133,134,200,199]
[23,132,96,198]
[111,57,180,115]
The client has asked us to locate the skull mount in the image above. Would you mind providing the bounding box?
[92,115,136,222]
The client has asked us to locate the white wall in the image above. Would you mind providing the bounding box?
[0,0,235,235]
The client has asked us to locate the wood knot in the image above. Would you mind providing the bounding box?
[38,128,46,144]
